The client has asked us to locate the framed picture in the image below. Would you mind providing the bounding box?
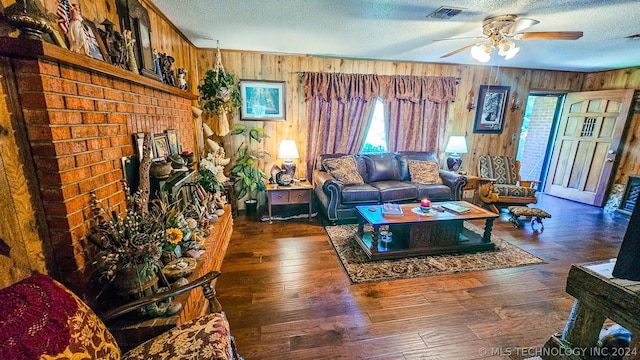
[166,129,180,155]
[83,20,110,63]
[240,80,286,121]
[473,85,510,134]
[153,134,169,160]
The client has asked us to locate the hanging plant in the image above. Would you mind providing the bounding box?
[198,69,242,116]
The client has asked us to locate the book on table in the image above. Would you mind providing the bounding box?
[382,203,404,216]
[441,202,471,214]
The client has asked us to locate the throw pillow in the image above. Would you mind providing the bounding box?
[322,155,364,185]
[408,160,442,185]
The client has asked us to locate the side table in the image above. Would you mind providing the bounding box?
[266,180,313,223]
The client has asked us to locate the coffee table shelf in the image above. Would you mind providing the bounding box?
[354,201,498,261]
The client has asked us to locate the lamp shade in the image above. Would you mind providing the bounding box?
[445,136,468,154]
[277,140,299,160]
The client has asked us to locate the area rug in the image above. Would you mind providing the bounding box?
[325,223,545,284]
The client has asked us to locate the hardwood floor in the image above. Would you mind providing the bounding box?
[215,194,630,359]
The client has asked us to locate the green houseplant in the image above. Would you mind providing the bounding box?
[229,124,269,213]
[198,70,241,136]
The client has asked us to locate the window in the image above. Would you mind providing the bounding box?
[361,99,387,153]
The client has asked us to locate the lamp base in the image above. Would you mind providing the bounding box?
[447,153,462,172]
[281,160,296,178]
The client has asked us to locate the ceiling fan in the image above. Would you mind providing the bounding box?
[440,15,583,62]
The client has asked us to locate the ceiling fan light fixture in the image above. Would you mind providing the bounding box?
[471,43,491,63]
[504,45,520,60]
[497,40,520,60]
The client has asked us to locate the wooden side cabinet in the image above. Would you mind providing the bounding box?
[266,180,313,223]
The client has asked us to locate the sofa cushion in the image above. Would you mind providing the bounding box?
[122,312,233,360]
[408,160,442,185]
[370,181,417,202]
[363,153,401,182]
[415,184,452,200]
[341,183,380,204]
[396,151,439,180]
[322,155,364,185]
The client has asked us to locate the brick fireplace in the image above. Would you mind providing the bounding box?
[0,37,197,293]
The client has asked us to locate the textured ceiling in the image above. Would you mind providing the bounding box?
[150,0,640,72]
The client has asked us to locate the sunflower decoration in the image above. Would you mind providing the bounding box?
[166,228,183,245]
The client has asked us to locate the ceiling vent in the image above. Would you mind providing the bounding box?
[427,7,465,20]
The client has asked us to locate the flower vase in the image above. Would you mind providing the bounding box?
[161,244,182,265]
[113,264,158,300]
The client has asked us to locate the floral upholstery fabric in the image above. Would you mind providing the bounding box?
[494,184,537,198]
[408,160,442,185]
[122,312,233,360]
[0,274,120,360]
[41,286,121,360]
[478,155,518,185]
[322,155,364,185]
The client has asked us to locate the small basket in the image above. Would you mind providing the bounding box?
[162,258,197,281]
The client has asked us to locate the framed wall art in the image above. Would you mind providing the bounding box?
[166,129,180,155]
[116,0,159,80]
[240,80,286,121]
[473,85,510,134]
[152,134,169,160]
[83,20,110,63]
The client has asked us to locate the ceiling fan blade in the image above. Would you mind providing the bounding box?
[432,36,484,42]
[519,31,584,40]
[503,17,540,34]
[440,44,474,58]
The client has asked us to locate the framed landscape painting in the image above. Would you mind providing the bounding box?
[473,85,510,134]
[240,80,286,121]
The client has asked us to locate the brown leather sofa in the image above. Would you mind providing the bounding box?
[312,151,467,223]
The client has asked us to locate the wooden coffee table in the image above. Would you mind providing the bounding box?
[354,201,499,260]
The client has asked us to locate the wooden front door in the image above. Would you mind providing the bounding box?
[544,89,635,206]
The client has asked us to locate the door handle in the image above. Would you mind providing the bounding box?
[606,158,613,162]
[608,149,615,154]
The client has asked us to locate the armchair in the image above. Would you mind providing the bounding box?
[476,155,540,213]
[0,271,242,360]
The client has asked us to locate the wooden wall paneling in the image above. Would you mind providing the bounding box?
[0,57,52,288]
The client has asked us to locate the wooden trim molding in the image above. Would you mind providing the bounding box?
[0,36,198,100]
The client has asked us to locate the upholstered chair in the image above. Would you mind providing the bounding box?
[476,155,540,213]
[0,271,242,360]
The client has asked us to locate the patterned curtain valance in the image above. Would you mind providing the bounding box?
[303,72,457,104]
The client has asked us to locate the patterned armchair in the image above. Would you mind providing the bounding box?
[0,271,242,360]
[476,155,540,213]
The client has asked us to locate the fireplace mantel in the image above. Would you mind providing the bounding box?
[0,37,198,100]
[0,35,197,293]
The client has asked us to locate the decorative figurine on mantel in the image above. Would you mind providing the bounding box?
[153,49,164,82]
[177,68,188,91]
[124,29,139,74]
[98,19,127,69]
[67,4,89,55]
[159,52,176,87]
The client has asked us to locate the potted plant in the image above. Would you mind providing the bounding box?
[198,69,241,136]
[229,124,269,214]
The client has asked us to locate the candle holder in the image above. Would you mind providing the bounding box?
[420,199,431,213]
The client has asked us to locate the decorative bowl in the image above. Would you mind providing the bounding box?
[162,257,197,281]
[150,161,172,178]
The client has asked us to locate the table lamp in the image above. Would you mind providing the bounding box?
[445,136,468,172]
[278,140,299,177]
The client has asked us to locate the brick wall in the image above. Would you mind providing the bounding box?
[12,57,195,291]
[520,96,557,181]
